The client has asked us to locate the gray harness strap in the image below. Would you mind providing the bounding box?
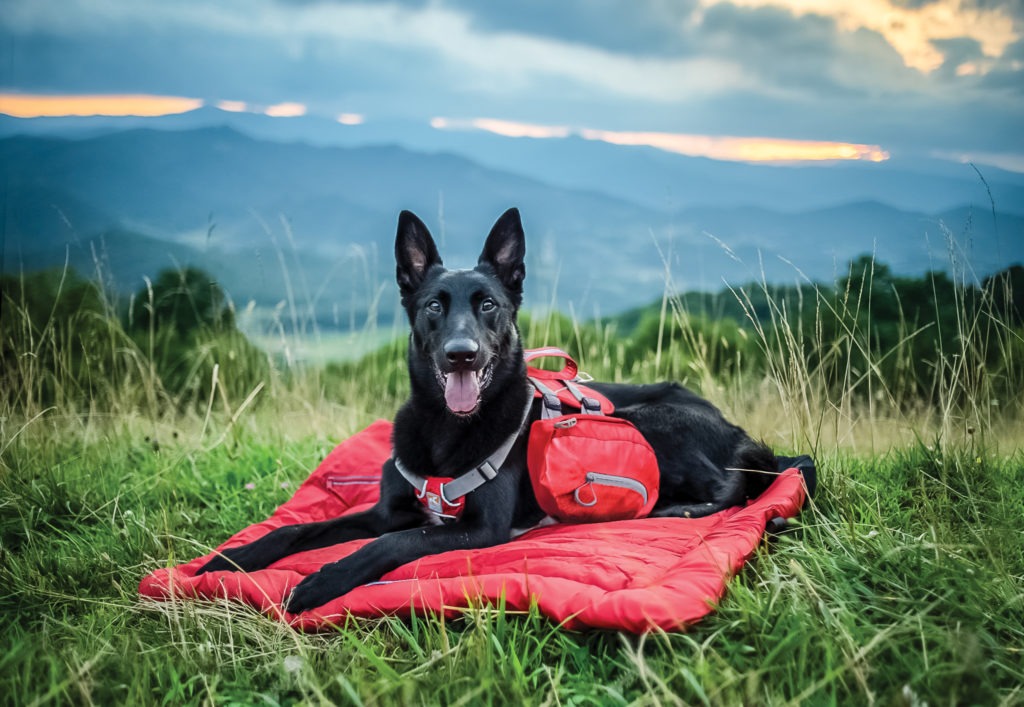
[393,395,534,506]
[530,377,603,418]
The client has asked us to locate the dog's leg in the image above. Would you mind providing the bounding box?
[196,461,422,575]
[284,516,508,613]
[648,500,736,519]
[285,466,521,613]
[194,505,423,574]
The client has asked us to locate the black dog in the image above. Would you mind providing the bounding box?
[197,208,778,613]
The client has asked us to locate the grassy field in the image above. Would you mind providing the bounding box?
[2,263,1023,705]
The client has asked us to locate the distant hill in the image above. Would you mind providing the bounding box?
[2,127,1021,330]
[4,107,1024,215]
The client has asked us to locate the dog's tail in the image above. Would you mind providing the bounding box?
[649,440,780,520]
[649,440,813,521]
[733,441,819,501]
[730,438,780,500]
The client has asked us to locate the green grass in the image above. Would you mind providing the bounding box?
[1,410,1022,705]
[2,259,1023,705]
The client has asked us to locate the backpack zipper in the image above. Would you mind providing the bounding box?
[574,471,649,506]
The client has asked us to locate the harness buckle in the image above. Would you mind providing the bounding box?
[478,460,498,481]
[542,392,562,415]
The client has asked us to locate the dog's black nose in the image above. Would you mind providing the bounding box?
[444,339,479,368]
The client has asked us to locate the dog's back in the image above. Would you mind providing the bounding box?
[587,381,778,518]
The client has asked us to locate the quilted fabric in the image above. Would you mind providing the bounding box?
[139,420,810,632]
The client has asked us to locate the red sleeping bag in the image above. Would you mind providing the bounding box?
[139,420,811,633]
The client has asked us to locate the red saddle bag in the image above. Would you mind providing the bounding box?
[525,348,660,522]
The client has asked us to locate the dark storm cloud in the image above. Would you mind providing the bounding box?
[5,31,283,99]
[1,0,1022,161]
[699,4,843,86]
[695,3,911,97]
[0,4,478,116]
[3,29,388,104]
[972,0,1024,16]
[932,37,985,78]
[276,0,430,6]
[271,0,701,57]
[892,0,1024,15]
[444,0,699,57]
[979,38,1024,93]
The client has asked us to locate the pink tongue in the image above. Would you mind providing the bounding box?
[445,370,480,413]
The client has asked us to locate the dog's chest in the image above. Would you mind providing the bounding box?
[426,433,489,477]
[394,417,488,478]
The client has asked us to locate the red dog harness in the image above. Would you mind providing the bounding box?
[394,348,660,523]
[393,396,532,521]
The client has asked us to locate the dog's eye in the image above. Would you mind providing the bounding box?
[480,298,497,313]
[426,300,443,314]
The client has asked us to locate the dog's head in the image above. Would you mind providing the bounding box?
[395,208,526,417]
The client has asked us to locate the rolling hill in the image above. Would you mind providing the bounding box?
[2,126,1021,329]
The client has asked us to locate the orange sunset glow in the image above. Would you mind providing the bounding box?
[433,117,889,164]
[264,102,307,118]
[699,0,1019,74]
[0,94,316,120]
[337,113,365,125]
[216,100,249,113]
[0,93,204,118]
[580,128,889,163]
[432,117,573,139]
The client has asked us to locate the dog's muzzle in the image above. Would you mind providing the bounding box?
[435,359,495,415]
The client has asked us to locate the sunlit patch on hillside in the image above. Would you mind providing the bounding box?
[0,93,203,117]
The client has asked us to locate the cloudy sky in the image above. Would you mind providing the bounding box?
[2,0,1023,170]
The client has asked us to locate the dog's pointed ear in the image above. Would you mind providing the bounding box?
[395,210,442,301]
[478,208,526,303]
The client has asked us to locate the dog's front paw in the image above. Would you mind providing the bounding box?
[285,564,358,613]
[285,571,335,614]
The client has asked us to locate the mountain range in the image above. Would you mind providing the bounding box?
[2,109,1022,331]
